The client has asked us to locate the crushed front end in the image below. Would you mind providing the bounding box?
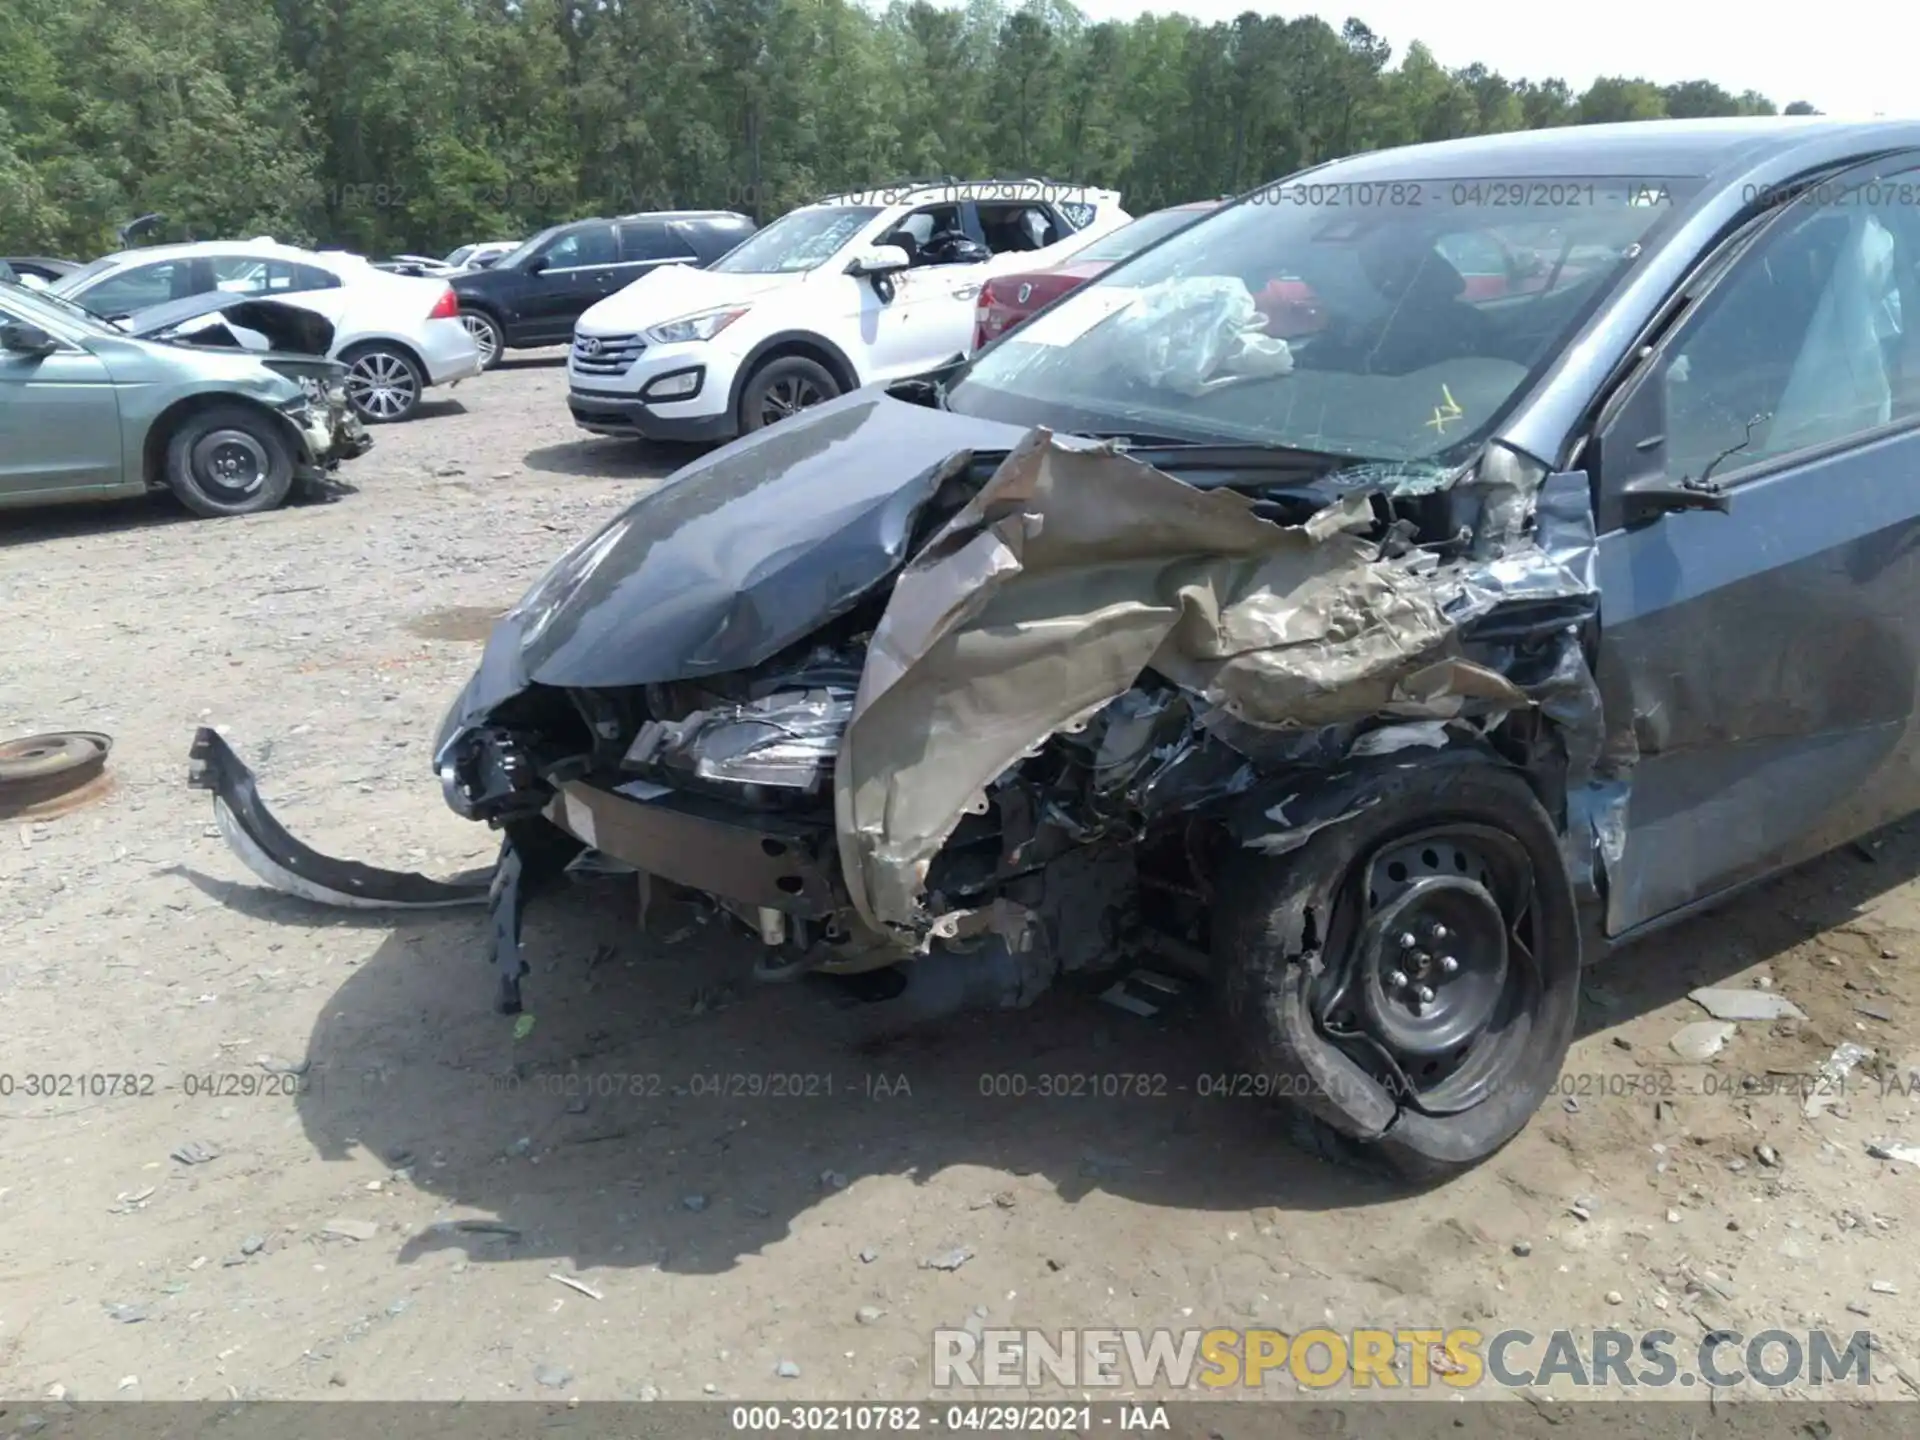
[413,399,1605,1022]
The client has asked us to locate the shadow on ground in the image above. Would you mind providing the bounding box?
[523,436,704,480]
[392,397,469,426]
[0,482,363,548]
[264,811,1920,1279]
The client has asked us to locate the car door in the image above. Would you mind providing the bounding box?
[1588,155,1920,936]
[0,299,124,498]
[611,219,700,294]
[865,203,990,374]
[527,223,622,343]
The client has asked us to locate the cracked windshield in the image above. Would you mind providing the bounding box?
[950,178,1691,463]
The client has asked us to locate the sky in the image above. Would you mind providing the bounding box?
[1070,0,1920,121]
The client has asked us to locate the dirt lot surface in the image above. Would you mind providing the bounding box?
[4,355,1920,1409]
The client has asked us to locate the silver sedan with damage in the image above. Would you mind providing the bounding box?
[0,283,370,518]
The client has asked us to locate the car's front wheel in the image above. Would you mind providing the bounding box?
[1213,759,1581,1184]
[163,405,296,518]
[461,310,505,371]
[737,355,839,434]
[342,343,425,423]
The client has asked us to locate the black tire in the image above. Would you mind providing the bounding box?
[163,404,296,518]
[737,355,839,434]
[461,310,505,371]
[1213,759,1581,1185]
[341,343,425,423]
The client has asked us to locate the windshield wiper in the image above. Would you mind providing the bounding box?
[1111,439,1364,474]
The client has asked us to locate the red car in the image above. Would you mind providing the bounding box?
[974,201,1222,349]
[975,203,1577,349]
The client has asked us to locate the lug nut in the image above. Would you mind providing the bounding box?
[1398,931,1417,950]
[1439,955,1460,975]
[1386,970,1408,990]
[1416,985,1436,1004]
[1429,923,1450,941]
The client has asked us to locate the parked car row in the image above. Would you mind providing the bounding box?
[561,181,1130,444]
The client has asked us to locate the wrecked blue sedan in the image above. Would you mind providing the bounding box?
[195,118,1920,1181]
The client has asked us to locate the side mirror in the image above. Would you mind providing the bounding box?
[1594,356,1738,528]
[524,254,550,276]
[846,245,910,278]
[0,321,57,356]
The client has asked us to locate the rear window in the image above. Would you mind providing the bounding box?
[1074,208,1215,265]
[618,220,697,263]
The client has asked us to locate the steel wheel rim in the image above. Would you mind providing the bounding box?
[346,352,418,419]
[1313,822,1541,1116]
[191,428,271,498]
[460,313,498,365]
[760,374,824,426]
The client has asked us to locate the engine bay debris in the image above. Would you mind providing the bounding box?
[188,405,1605,1032]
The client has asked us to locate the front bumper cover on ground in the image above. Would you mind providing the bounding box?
[188,727,539,1011]
[187,728,490,909]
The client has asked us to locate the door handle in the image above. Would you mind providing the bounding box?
[952,284,980,300]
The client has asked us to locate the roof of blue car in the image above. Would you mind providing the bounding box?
[1307,118,1920,184]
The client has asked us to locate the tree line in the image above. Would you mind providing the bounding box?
[0,0,1819,259]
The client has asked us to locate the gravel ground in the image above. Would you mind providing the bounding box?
[3,354,1919,1407]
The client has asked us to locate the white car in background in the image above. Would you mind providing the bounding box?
[51,240,482,422]
[444,241,518,271]
[566,179,1130,444]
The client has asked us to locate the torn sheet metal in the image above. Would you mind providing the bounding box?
[834,428,1542,933]
[188,728,491,909]
[124,295,338,356]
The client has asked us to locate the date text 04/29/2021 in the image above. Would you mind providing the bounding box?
[728,1404,1168,1432]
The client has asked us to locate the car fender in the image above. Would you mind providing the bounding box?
[134,382,319,485]
[726,328,864,412]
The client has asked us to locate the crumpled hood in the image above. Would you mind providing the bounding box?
[577,264,803,334]
[439,392,1031,748]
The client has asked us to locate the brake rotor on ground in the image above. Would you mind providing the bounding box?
[0,731,114,819]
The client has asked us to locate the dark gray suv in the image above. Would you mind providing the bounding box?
[450,211,756,368]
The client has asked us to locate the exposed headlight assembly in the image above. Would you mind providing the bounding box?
[644,307,748,345]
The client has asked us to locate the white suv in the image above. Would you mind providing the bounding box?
[566,180,1128,443]
[51,239,482,423]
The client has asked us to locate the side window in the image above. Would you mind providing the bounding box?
[269,262,339,293]
[617,221,696,264]
[1436,231,1507,277]
[880,205,967,267]
[1661,193,1915,484]
[81,261,196,316]
[544,225,616,269]
[976,203,1063,255]
[695,223,751,262]
[211,256,270,295]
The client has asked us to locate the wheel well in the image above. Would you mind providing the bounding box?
[143,395,302,489]
[339,335,428,377]
[734,336,859,408]
[458,302,504,332]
